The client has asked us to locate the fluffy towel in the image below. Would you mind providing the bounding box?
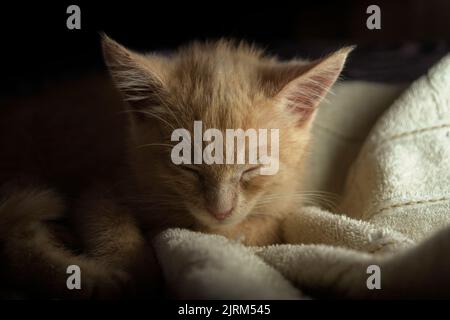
[152,54,450,299]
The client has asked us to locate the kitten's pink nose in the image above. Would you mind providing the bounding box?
[207,207,234,220]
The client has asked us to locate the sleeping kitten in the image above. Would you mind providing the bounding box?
[0,35,352,298]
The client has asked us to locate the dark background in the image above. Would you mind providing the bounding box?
[1,0,450,96]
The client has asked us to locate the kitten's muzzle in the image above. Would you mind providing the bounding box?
[207,207,234,220]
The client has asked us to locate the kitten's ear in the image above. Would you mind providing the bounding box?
[101,34,167,109]
[273,47,354,125]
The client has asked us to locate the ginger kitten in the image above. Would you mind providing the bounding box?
[102,36,352,242]
[0,36,352,298]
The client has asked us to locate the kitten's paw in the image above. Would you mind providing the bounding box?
[89,268,134,299]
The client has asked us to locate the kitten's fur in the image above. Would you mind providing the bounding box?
[0,36,351,298]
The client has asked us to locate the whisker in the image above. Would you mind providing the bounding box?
[121,109,177,131]
[253,190,339,212]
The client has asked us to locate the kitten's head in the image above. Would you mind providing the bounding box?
[102,35,352,229]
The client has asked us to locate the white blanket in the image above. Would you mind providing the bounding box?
[152,54,450,299]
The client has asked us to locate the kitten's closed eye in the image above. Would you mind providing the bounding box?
[178,165,202,178]
[241,165,262,181]
[178,164,261,182]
